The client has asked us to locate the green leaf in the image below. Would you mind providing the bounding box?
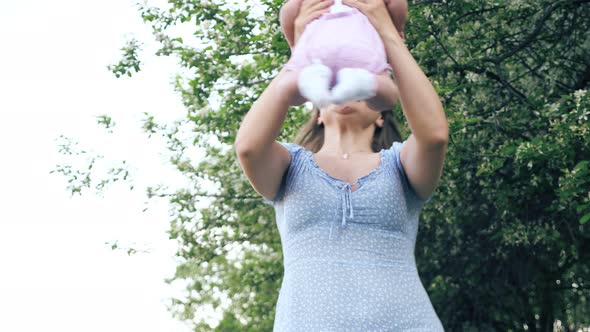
[580,213,590,225]
[574,160,589,172]
[576,203,590,213]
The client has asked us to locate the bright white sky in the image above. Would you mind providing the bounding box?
[0,0,221,330]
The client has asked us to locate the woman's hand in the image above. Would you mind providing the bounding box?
[342,0,401,41]
[294,0,334,46]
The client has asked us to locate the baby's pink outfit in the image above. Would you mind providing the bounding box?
[284,7,392,88]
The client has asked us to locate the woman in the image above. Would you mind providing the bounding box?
[235,0,448,330]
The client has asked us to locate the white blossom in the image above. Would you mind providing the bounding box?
[573,89,587,108]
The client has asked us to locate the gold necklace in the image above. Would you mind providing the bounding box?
[318,149,373,160]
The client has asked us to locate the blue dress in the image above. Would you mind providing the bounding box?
[262,140,445,331]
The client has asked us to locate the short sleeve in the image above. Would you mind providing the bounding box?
[261,142,306,206]
[390,140,434,208]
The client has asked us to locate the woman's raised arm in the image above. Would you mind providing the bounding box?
[235,0,332,202]
[235,67,308,203]
[343,0,448,201]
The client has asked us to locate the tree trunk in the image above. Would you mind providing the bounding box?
[540,283,554,332]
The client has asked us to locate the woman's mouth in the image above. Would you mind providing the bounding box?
[337,105,353,113]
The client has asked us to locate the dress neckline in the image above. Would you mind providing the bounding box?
[307,148,386,191]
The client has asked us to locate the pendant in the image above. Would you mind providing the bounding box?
[342,153,349,160]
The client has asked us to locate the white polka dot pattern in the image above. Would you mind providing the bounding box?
[262,140,443,331]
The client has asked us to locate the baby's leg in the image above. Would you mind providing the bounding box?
[385,0,408,40]
[330,68,377,105]
[297,60,334,108]
[330,68,398,110]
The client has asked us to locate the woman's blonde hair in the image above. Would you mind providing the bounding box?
[293,106,403,152]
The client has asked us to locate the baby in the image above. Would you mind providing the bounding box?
[280,0,408,109]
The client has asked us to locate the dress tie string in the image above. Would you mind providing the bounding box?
[329,182,355,240]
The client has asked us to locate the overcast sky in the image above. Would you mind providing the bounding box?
[0,0,219,330]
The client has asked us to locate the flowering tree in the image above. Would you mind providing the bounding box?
[56,0,589,330]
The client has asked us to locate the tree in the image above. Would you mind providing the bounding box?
[54,0,589,330]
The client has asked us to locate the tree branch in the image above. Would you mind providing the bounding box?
[192,193,263,200]
[573,62,590,90]
[484,1,566,64]
[427,27,460,68]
